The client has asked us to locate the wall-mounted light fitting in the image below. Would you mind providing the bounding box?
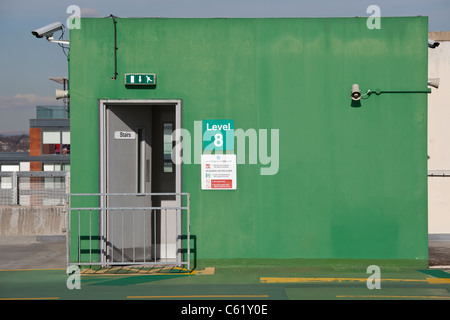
[351,84,361,101]
[56,89,69,100]
[428,78,440,89]
[351,83,433,102]
[428,38,440,49]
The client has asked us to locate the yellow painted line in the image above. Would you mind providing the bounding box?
[82,271,195,276]
[337,295,450,299]
[0,297,59,300]
[197,267,215,275]
[81,266,189,273]
[260,277,450,284]
[262,277,365,283]
[426,278,450,284]
[81,267,195,275]
[128,295,269,299]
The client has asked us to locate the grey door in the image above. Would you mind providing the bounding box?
[104,103,178,264]
[106,105,153,262]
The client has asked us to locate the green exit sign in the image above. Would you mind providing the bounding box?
[124,73,156,85]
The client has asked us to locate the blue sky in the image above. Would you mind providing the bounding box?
[0,0,449,134]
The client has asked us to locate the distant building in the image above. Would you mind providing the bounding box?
[0,105,70,172]
[29,105,70,171]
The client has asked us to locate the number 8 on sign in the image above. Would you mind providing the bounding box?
[214,133,223,147]
[202,119,234,151]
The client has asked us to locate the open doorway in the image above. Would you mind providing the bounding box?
[98,99,182,265]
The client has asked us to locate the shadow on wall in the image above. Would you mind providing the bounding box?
[351,100,362,108]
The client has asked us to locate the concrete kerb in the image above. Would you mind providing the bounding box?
[0,235,65,244]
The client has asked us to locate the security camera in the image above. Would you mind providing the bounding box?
[428,38,440,48]
[31,22,63,39]
[351,84,361,101]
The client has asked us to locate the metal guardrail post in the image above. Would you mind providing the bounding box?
[65,172,70,197]
[187,193,191,273]
[65,193,70,270]
[11,171,17,206]
[66,193,191,271]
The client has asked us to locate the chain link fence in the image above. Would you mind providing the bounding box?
[0,171,69,206]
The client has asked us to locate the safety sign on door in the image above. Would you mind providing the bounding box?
[201,154,236,190]
[114,131,136,140]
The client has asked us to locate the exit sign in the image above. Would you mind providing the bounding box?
[124,73,156,85]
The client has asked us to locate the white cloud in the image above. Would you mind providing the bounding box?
[0,93,62,134]
[0,94,59,110]
[81,7,100,17]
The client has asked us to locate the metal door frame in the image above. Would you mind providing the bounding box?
[98,99,183,266]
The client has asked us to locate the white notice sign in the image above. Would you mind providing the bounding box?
[114,131,136,140]
[201,154,236,190]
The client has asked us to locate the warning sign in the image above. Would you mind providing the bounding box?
[211,180,232,189]
[201,154,236,190]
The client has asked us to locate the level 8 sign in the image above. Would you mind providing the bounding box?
[202,119,234,151]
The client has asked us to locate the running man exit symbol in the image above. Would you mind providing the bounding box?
[124,73,156,85]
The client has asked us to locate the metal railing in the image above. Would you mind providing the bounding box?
[428,170,450,177]
[66,193,191,272]
[0,171,69,206]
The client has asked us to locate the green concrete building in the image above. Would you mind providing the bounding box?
[68,17,429,268]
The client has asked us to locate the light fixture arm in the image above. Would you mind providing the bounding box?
[46,35,69,45]
[363,88,431,98]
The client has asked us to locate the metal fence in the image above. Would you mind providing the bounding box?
[66,193,191,272]
[0,171,69,206]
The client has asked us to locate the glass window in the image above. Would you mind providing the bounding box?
[1,177,12,189]
[0,165,17,190]
[43,131,61,155]
[43,164,55,171]
[62,131,70,155]
[1,165,20,172]
[37,106,69,119]
[44,163,69,172]
[62,131,70,144]
[43,131,60,144]
[42,131,70,155]
[163,123,173,173]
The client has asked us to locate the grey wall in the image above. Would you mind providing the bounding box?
[0,206,66,237]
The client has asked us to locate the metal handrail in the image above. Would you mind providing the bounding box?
[66,192,191,272]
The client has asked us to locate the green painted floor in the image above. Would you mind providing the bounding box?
[1,265,450,301]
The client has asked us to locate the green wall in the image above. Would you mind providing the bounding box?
[69,17,428,264]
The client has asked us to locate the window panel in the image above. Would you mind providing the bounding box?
[163,123,173,173]
[62,131,70,144]
[43,131,60,144]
